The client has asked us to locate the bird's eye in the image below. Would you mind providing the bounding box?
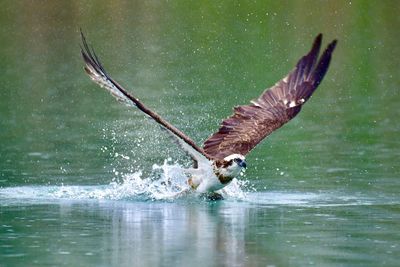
[234,158,241,163]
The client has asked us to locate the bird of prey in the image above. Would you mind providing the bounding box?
[81,32,337,195]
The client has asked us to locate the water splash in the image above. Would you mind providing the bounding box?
[3,160,388,207]
[0,160,249,203]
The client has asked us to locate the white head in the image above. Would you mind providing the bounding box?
[215,154,247,178]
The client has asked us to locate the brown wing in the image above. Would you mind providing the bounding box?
[203,34,337,159]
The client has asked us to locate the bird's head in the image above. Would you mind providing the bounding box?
[214,154,247,179]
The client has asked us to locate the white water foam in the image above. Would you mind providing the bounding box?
[0,160,249,203]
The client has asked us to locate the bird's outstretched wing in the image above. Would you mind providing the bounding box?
[80,31,210,166]
[203,34,337,159]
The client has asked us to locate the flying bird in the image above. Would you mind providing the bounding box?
[81,32,337,196]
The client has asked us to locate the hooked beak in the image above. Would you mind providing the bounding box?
[239,160,247,168]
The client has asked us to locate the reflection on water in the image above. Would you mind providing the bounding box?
[105,202,250,267]
[1,199,253,266]
[1,188,399,266]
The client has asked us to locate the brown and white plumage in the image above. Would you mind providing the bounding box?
[80,31,337,194]
[203,34,337,159]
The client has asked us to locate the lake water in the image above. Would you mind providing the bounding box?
[1,1,399,266]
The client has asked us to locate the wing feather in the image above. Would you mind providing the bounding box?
[203,34,337,159]
[80,31,210,165]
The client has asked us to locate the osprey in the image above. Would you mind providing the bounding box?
[81,32,337,196]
